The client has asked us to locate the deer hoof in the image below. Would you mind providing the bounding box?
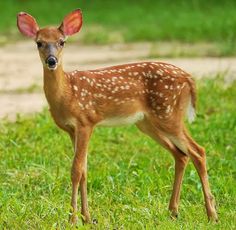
[69,213,78,225]
[169,209,178,220]
[82,212,91,224]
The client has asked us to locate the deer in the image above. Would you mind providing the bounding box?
[17,9,218,225]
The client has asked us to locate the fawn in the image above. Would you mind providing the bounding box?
[17,9,218,224]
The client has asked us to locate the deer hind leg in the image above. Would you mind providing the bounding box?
[185,129,218,221]
[168,128,218,221]
[136,119,189,219]
[168,153,189,218]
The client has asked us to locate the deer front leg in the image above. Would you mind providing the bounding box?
[70,126,93,225]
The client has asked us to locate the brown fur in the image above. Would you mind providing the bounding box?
[42,58,218,224]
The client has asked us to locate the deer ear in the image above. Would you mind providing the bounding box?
[17,12,39,38]
[59,9,83,36]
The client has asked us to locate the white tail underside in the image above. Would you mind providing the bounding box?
[187,99,195,123]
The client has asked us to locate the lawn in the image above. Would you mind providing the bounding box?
[1,0,236,55]
[0,77,235,229]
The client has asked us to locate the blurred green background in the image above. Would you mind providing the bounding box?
[1,0,236,53]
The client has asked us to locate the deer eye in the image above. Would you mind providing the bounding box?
[36,41,43,48]
[59,40,65,47]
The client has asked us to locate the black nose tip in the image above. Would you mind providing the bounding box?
[46,56,57,67]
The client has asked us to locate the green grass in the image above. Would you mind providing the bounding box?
[2,0,236,55]
[0,77,235,229]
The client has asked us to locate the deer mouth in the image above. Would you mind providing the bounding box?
[46,56,58,70]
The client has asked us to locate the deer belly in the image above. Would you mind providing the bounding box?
[97,112,144,127]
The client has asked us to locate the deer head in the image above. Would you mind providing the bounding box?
[17,9,83,71]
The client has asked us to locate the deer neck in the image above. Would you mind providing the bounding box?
[43,64,69,107]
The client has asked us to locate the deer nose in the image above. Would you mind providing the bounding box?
[46,56,57,68]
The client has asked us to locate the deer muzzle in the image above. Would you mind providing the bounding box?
[46,55,58,70]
